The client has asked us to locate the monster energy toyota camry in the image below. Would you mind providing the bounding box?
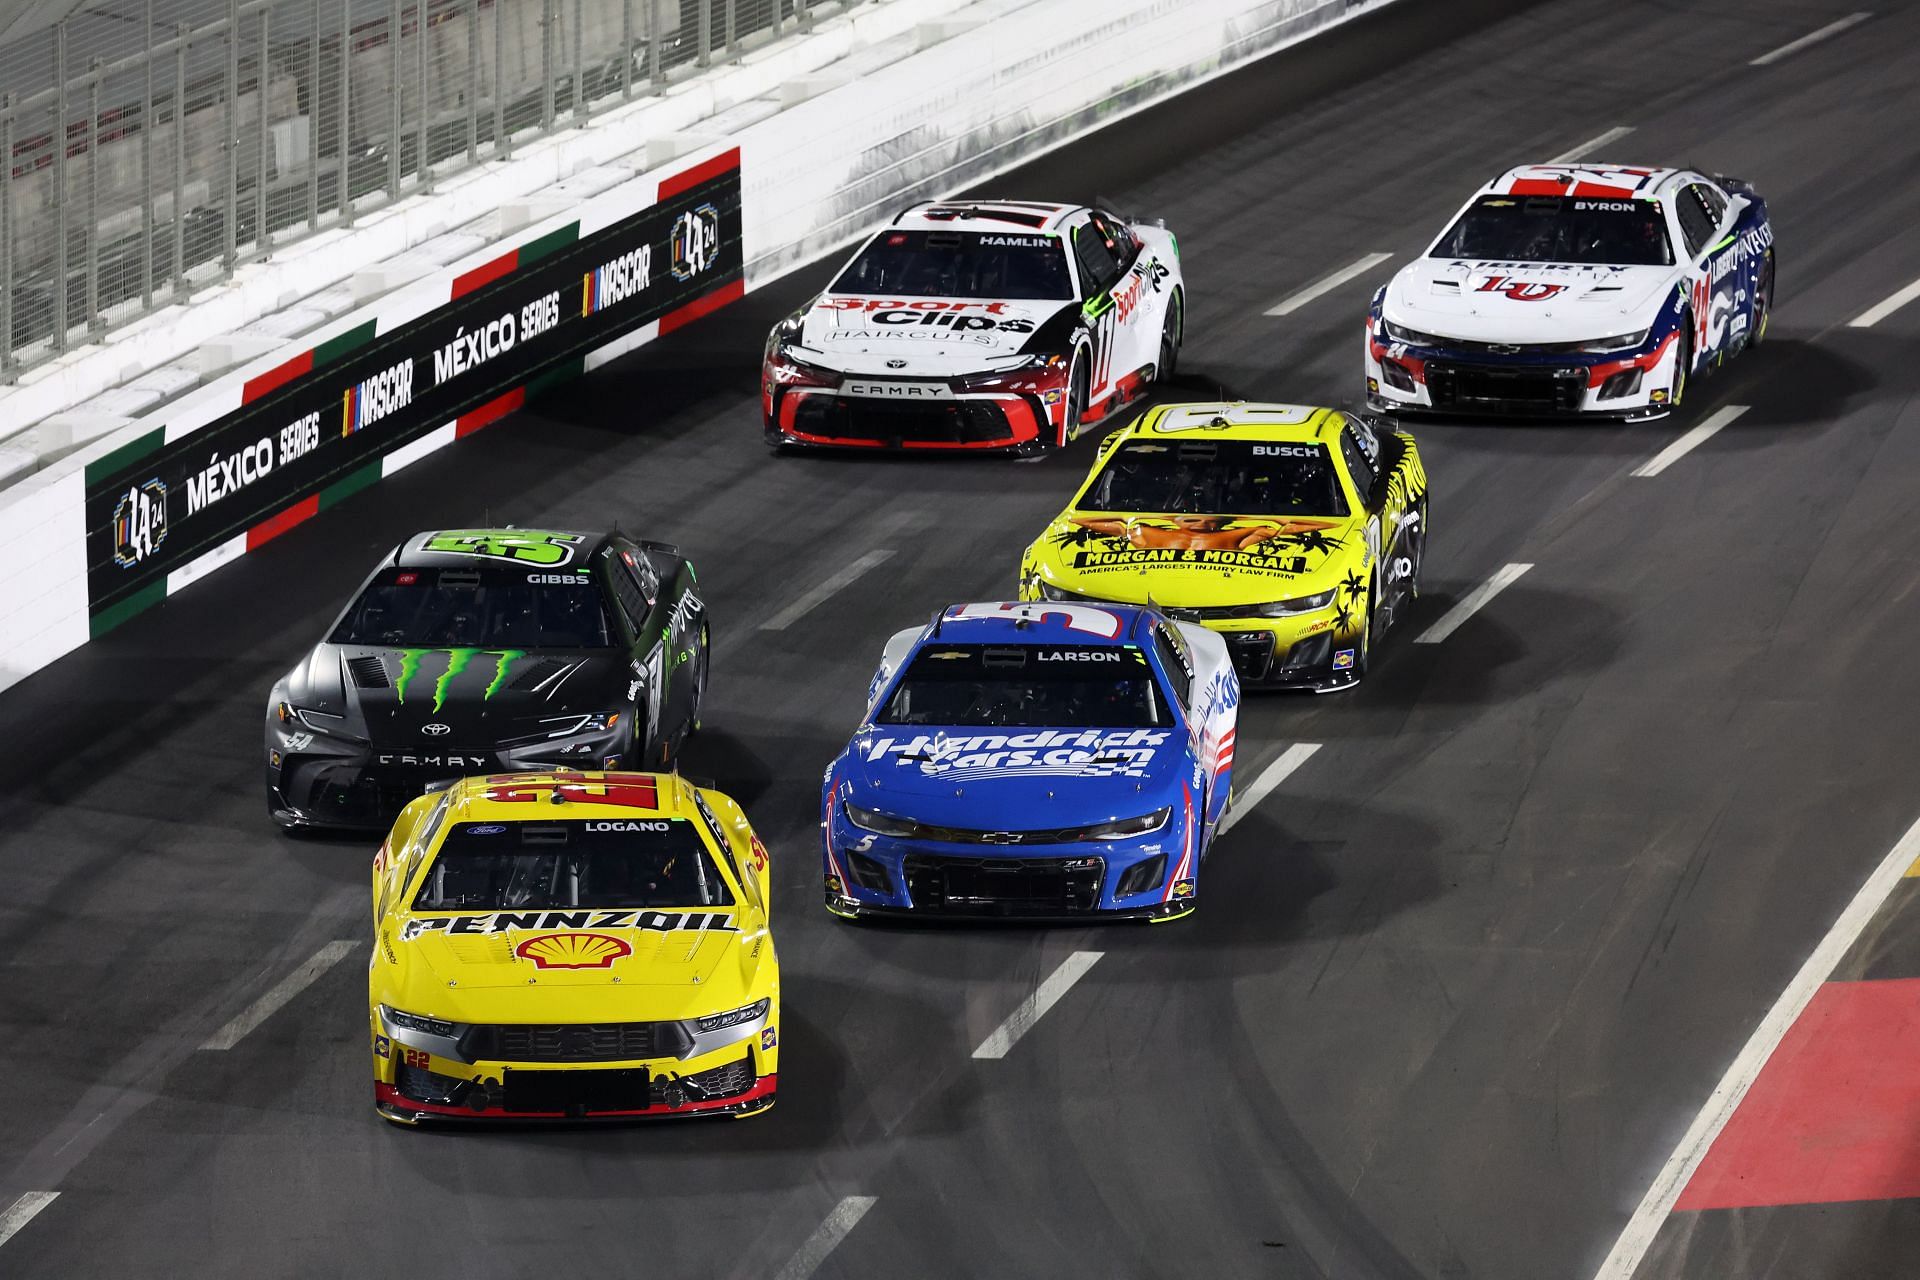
[265,529,710,831]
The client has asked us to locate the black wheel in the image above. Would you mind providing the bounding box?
[1356,575,1375,679]
[1157,289,1183,383]
[1063,355,1090,444]
[762,424,789,456]
[1751,256,1774,349]
[1671,322,1693,409]
[687,624,710,738]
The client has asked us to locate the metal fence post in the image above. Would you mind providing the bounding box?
[697,0,710,67]
[572,0,585,124]
[724,0,735,60]
[2,95,14,376]
[646,0,661,91]
[796,0,809,33]
[257,8,271,252]
[417,0,432,187]
[540,0,554,132]
[53,23,69,352]
[309,0,322,229]
[143,0,156,306]
[493,0,507,156]
[225,0,239,272]
[87,60,101,335]
[620,0,632,99]
[388,0,402,198]
[174,24,188,287]
[772,0,782,39]
[339,0,354,223]
[466,0,478,161]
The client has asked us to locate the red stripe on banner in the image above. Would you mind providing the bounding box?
[658,147,740,200]
[659,278,745,336]
[1676,978,1920,1210]
[246,494,321,551]
[242,349,314,404]
[456,386,526,438]
[452,248,520,299]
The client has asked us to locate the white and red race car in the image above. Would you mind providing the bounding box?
[1365,164,1774,420]
[762,201,1184,453]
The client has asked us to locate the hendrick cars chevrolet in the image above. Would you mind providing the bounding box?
[822,601,1237,921]
[1366,164,1773,419]
[370,771,778,1123]
[266,529,709,830]
[763,200,1184,453]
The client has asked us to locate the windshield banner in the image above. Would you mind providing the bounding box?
[82,154,742,629]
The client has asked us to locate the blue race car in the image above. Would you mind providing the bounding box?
[821,601,1239,922]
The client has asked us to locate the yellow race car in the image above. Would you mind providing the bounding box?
[1019,402,1427,690]
[369,771,779,1123]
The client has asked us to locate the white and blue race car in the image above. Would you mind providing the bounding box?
[820,602,1238,922]
[1365,164,1774,420]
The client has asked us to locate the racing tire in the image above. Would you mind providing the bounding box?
[687,624,710,739]
[1671,323,1692,410]
[1751,256,1774,349]
[1157,289,1183,383]
[1356,574,1376,680]
[1063,356,1090,445]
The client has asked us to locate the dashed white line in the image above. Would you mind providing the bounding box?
[1850,274,1920,329]
[972,950,1103,1060]
[1750,11,1870,66]
[1414,563,1532,645]
[1546,125,1635,165]
[0,1192,59,1251]
[1219,742,1321,837]
[1631,404,1750,478]
[1264,252,1394,317]
[1591,809,1920,1279]
[773,1196,878,1280]
[201,940,359,1051]
[760,549,896,631]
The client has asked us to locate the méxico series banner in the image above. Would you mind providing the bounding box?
[83,153,743,627]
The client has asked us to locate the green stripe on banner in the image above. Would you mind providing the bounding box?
[89,579,167,639]
[83,426,167,488]
[518,223,580,268]
[313,320,379,368]
[524,357,585,402]
[318,459,383,510]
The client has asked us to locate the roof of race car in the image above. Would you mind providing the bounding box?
[924,601,1153,648]
[1121,401,1348,443]
[392,528,609,569]
[1484,164,1685,200]
[890,200,1082,233]
[431,771,702,822]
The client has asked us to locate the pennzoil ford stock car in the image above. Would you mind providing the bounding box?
[1366,164,1773,419]
[762,200,1184,453]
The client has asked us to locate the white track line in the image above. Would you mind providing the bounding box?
[1631,404,1750,478]
[1264,252,1393,317]
[773,1196,878,1280]
[1547,126,1635,165]
[973,950,1103,1060]
[760,549,895,631]
[1850,274,1920,328]
[1219,742,1321,837]
[0,1192,59,1251]
[201,940,359,1051]
[1592,810,1920,1279]
[1750,11,1870,66]
[1414,563,1532,645]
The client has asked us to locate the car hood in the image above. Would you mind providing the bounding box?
[841,722,1190,829]
[1027,511,1362,607]
[385,912,758,1009]
[288,644,629,745]
[793,293,1074,374]
[1384,258,1677,343]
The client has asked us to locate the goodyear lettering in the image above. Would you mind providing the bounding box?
[400,910,736,939]
[432,313,516,386]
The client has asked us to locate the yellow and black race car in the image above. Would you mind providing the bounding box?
[370,770,778,1123]
[1018,402,1427,690]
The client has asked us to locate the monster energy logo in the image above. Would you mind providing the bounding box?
[394,649,528,712]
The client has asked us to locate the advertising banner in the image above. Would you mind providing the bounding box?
[83,154,742,628]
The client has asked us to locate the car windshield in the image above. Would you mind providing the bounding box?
[832,229,1074,300]
[413,820,732,909]
[876,644,1171,728]
[330,566,616,648]
[1431,194,1673,266]
[1079,440,1348,517]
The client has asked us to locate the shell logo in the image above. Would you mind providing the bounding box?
[512,932,633,969]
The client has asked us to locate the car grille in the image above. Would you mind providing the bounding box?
[683,1054,756,1101]
[795,395,1017,445]
[1225,631,1275,681]
[902,854,1105,915]
[503,1066,653,1114]
[464,1021,692,1063]
[1426,361,1586,413]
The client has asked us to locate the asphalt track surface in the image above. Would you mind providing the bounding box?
[4,0,1920,1275]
